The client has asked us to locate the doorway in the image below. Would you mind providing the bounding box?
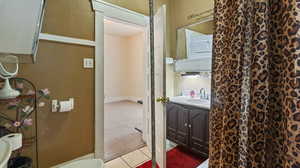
[92,1,151,166]
[103,18,148,162]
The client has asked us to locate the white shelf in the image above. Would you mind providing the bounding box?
[39,33,96,47]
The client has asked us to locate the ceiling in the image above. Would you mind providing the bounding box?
[104,19,144,37]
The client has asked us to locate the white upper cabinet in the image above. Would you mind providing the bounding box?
[0,0,45,63]
[186,29,212,59]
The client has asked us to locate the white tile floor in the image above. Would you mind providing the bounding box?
[105,147,151,168]
[105,144,209,168]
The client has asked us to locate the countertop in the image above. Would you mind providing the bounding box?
[169,96,211,110]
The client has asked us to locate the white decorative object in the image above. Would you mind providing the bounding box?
[0,133,23,168]
[1,134,22,151]
[0,55,20,99]
[0,138,11,168]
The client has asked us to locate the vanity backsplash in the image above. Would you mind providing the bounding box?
[175,73,211,98]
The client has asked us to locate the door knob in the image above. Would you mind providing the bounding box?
[156,97,170,104]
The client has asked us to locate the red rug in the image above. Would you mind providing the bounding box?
[137,147,205,168]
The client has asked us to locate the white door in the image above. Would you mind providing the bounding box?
[144,24,152,148]
[154,5,167,168]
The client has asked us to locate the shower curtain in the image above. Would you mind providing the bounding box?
[210,0,300,168]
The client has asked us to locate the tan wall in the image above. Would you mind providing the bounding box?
[175,75,211,96]
[125,33,146,99]
[18,0,95,167]
[189,20,214,34]
[42,0,95,40]
[104,34,130,99]
[104,33,145,100]
[170,0,214,28]
[102,0,149,15]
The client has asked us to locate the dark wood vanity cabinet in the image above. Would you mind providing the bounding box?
[166,103,189,147]
[166,102,209,157]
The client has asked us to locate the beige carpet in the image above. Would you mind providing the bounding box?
[104,101,146,161]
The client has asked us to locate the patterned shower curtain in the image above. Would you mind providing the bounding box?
[210,0,300,168]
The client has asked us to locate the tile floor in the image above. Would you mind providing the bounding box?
[105,144,209,168]
[105,146,151,168]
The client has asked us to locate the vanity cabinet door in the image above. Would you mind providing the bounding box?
[189,108,209,157]
[166,103,189,147]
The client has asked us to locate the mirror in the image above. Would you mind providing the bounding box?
[176,18,213,60]
[0,55,20,99]
[175,17,214,72]
[0,0,46,63]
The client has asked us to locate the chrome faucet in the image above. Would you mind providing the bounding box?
[199,88,205,99]
[199,88,209,100]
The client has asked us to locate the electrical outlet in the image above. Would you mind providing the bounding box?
[52,100,58,112]
[83,58,94,68]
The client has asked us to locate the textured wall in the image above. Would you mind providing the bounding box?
[102,0,149,15]
[104,33,145,100]
[18,0,95,167]
[125,33,146,99]
[104,34,130,99]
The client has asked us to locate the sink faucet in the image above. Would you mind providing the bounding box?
[199,88,209,100]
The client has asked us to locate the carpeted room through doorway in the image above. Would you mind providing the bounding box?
[104,101,145,161]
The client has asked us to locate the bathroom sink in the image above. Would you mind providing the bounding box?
[170,96,211,109]
[187,98,210,104]
[0,138,12,168]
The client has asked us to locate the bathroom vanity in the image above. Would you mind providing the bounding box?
[166,97,210,157]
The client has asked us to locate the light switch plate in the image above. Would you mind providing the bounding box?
[83,58,94,68]
[52,100,58,112]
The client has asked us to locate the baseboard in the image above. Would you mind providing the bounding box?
[126,96,142,103]
[104,96,142,103]
[104,96,127,103]
[51,153,95,168]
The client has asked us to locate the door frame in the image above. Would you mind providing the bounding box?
[92,0,150,159]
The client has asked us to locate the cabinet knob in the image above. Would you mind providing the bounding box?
[188,124,192,128]
[184,123,187,127]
